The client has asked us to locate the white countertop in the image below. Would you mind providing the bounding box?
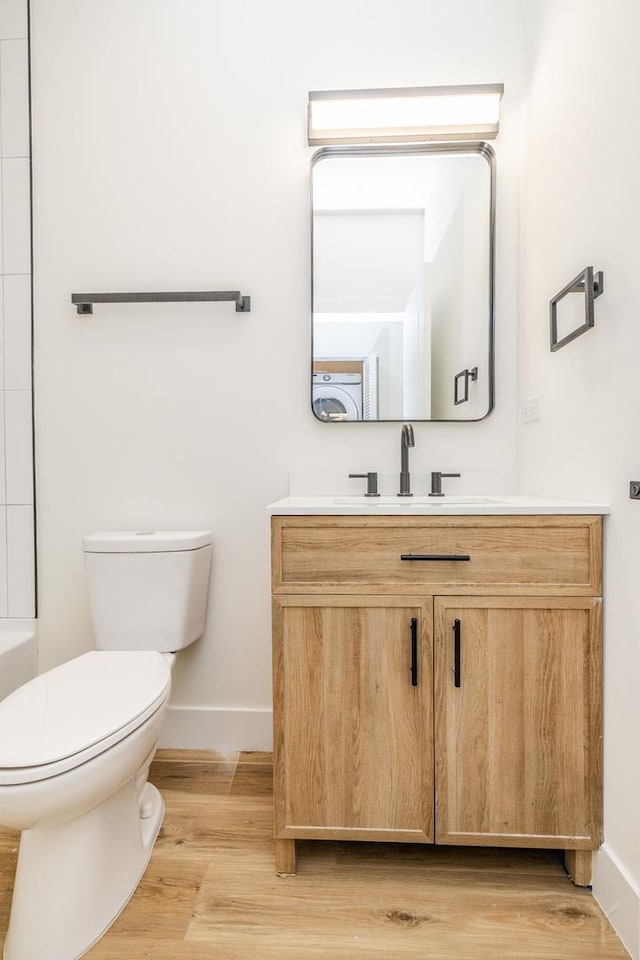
[266,495,610,516]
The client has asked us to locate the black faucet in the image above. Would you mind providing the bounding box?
[398,423,415,497]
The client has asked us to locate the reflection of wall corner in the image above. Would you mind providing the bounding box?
[454,366,478,405]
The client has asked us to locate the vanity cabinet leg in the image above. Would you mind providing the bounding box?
[564,849,592,887]
[275,839,296,876]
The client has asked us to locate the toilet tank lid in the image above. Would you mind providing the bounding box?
[83,530,212,553]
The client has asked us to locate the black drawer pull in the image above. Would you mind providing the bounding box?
[400,554,471,562]
[453,618,461,688]
[410,617,418,687]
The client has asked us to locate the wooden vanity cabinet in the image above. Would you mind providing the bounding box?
[271,515,602,884]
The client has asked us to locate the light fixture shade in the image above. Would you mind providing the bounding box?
[307,84,503,145]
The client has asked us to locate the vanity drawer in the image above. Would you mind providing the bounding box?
[271,515,602,596]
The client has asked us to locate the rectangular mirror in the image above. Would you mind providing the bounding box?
[311,143,495,422]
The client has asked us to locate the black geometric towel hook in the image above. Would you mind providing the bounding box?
[550,266,604,352]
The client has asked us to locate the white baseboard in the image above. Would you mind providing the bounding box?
[593,844,639,959]
[158,705,273,752]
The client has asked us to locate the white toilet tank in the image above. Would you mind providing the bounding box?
[82,531,212,652]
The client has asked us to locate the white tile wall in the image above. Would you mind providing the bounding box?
[6,505,33,616]
[2,158,30,273]
[0,177,3,274]
[3,273,30,388]
[0,507,8,616]
[0,391,6,505]
[0,275,4,389]
[0,1,28,41]
[0,0,33,618]
[0,39,29,157]
[4,388,32,503]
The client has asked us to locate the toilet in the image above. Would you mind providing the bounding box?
[0,530,212,960]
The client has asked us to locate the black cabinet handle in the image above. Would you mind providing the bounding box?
[410,617,418,687]
[401,554,470,562]
[453,619,461,688]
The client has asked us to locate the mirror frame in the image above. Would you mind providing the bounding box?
[310,141,496,423]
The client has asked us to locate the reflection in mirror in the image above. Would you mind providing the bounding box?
[311,144,494,422]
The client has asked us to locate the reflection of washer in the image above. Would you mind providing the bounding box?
[312,372,363,421]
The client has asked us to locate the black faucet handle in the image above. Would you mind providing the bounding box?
[429,471,461,496]
[348,472,380,497]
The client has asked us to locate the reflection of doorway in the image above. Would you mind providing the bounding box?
[313,356,378,419]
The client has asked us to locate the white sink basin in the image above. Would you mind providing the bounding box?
[266,495,610,516]
[333,495,508,507]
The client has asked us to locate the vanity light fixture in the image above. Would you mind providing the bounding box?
[307,83,503,146]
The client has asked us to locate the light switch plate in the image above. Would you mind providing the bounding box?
[521,396,542,423]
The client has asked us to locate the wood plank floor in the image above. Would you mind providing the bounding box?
[0,751,630,959]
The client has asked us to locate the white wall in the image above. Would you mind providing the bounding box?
[29,0,525,747]
[313,209,424,313]
[518,1,640,954]
[0,0,34,619]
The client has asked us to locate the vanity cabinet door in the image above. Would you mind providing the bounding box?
[273,595,434,842]
[433,596,602,849]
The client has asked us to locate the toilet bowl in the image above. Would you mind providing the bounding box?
[0,530,212,960]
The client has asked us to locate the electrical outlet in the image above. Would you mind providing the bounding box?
[630,481,640,499]
[521,396,542,423]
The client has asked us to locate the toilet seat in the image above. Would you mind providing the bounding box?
[0,651,171,786]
